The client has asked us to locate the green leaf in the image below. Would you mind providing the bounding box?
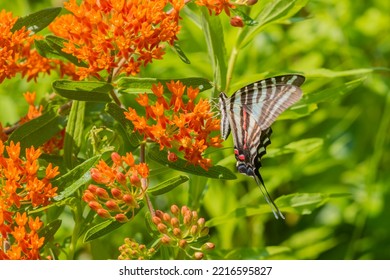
[172,41,191,64]
[53,155,101,201]
[52,80,113,102]
[239,0,308,48]
[200,8,227,94]
[297,78,365,106]
[148,146,236,180]
[148,175,189,196]
[206,193,347,226]
[267,138,324,157]
[64,101,85,169]
[42,36,88,67]
[117,77,212,94]
[277,193,350,215]
[104,103,141,147]
[7,108,65,153]
[11,7,62,33]
[83,205,143,242]
[39,219,62,247]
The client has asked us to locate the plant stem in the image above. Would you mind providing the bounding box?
[140,142,155,216]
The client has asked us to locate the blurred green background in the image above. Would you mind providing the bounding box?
[1,0,389,259]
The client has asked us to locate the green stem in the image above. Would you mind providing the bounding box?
[68,199,83,260]
[140,142,155,216]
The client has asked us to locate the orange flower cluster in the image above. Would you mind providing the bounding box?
[124,81,222,170]
[49,0,184,80]
[118,238,156,260]
[0,10,55,83]
[83,152,149,223]
[195,0,236,16]
[152,205,215,260]
[0,141,59,259]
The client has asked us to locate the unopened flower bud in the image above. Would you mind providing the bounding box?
[152,216,162,225]
[157,223,167,233]
[111,188,122,199]
[173,227,181,237]
[179,239,187,248]
[194,252,204,260]
[111,152,122,165]
[246,0,258,6]
[155,210,164,219]
[170,205,180,216]
[91,168,108,184]
[170,217,179,227]
[161,235,171,244]
[115,213,129,223]
[181,205,190,216]
[197,218,205,227]
[116,172,127,184]
[122,194,135,205]
[97,208,111,218]
[130,173,141,187]
[191,211,198,222]
[88,184,98,193]
[82,191,95,202]
[106,200,120,211]
[230,16,244,28]
[163,213,171,222]
[201,242,215,251]
[183,213,192,226]
[167,151,178,162]
[190,225,198,235]
[88,201,102,211]
[96,187,109,199]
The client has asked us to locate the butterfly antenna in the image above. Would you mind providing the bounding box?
[253,174,285,220]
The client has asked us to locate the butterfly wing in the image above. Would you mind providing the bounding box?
[219,74,305,219]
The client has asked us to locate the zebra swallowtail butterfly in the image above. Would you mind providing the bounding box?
[219,74,305,219]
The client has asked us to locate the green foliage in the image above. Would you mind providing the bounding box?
[1,0,390,260]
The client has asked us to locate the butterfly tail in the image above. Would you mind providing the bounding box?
[253,173,285,220]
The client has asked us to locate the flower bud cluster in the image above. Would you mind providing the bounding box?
[152,205,215,260]
[82,152,149,222]
[118,238,156,260]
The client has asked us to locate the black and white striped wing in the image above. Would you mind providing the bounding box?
[219,74,305,219]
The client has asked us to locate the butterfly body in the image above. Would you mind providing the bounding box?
[219,74,305,219]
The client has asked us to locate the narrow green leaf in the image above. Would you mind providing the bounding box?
[200,8,227,93]
[276,193,331,215]
[172,42,191,64]
[148,146,236,180]
[117,77,212,94]
[105,103,141,147]
[39,219,62,247]
[148,175,189,196]
[52,80,113,102]
[11,7,62,33]
[206,192,347,227]
[64,101,85,169]
[297,78,365,106]
[43,36,88,67]
[53,155,101,201]
[239,0,308,48]
[83,205,143,242]
[7,108,64,153]
[267,138,324,157]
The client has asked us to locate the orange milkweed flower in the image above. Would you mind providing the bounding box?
[124,81,222,169]
[49,0,185,80]
[195,0,235,16]
[0,141,59,260]
[0,10,57,83]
